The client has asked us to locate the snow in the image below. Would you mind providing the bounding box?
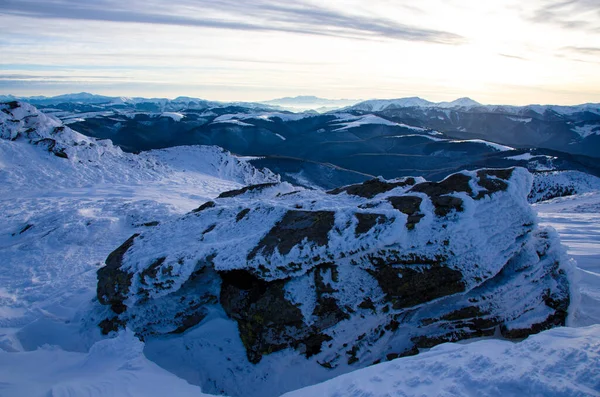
[160,112,184,121]
[283,325,600,397]
[213,112,316,123]
[535,191,600,327]
[507,116,533,123]
[1,101,599,397]
[572,124,600,138]
[448,139,515,151]
[351,97,434,111]
[349,97,481,112]
[211,119,255,127]
[507,152,536,161]
[386,134,445,142]
[436,97,481,108]
[0,329,210,397]
[331,115,426,131]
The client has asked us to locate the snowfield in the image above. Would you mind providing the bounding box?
[1,101,600,397]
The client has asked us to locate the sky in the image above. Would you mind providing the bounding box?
[1,0,599,105]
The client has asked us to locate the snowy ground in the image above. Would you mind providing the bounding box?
[535,192,600,327]
[1,112,599,396]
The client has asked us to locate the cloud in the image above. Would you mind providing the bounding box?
[1,0,464,44]
[557,46,600,63]
[499,53,528,61]
[0,74,118,80]
[562,46,600,55]
[528,0,600,32]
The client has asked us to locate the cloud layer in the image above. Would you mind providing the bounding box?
[2,0,464,44]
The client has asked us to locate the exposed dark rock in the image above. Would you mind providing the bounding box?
[430,195,464,217]
[440,306,484,321]
[355,213,389,235]
[369,264,465,309]
[248,210,335,259]
[358,298,376,311]
[217,182,279,199]
[386,345,419,361]
[475,169,513,199]
[5,101,20,110]
[236,208,251,222]
[14,224,33,236]
[34,138,57,151]
[410,173,473,197]
[328,177,416,199]
[202,224,217,235]
[99,316,126,335]
[170,310,208,334]
[500,311,567,339]
[139,257,167,285]
[219,269,307,363]
[387,196,424,228]
[97,233,139,307]
[53,149,69,159]
[191,201,215,213]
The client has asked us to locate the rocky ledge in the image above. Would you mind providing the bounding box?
[97,167,572,368]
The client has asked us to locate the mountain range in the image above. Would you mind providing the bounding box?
[5,93,595,186]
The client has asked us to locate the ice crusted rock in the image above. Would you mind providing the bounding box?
[96,167,573,369]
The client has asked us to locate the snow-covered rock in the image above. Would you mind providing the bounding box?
[529,171,600,203]
[96,167,573,394]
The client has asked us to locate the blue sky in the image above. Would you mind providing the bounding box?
[1,0,599,104]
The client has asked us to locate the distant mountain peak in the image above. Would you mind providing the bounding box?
[437,97,481,108]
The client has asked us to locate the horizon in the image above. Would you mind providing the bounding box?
[1,1,599,106]
[3,91,600,107]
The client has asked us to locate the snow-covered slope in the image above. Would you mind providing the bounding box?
[0,102,277,191]
[283,325,600,397]
[0,102,278,355]
[0,329,210,397]
[529,171,600,203]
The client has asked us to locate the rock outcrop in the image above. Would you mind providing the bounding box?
[97,167,572,369]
